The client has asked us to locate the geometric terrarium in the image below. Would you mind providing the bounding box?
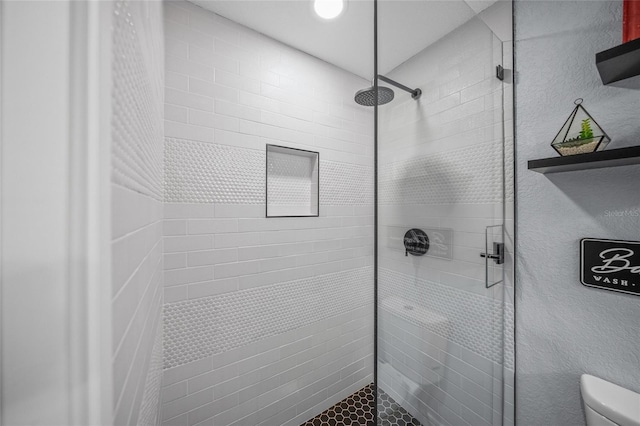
[551,98,611,156]
[266,144,319,217]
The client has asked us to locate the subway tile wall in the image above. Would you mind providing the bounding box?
[161,306,373,426]
[160,1,374,424]
[377,14,514,426]
[111,1,165,425]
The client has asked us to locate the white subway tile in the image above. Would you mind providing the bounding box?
[165,285,188,303]
[164,253,187,270]
[279,242,315,257]
[189,110,239,132]
[187,278,238,299]
[237,245,281,261]
[164,220,187,236]
[313,260,343,275]
[161,387,214,422]
[164,235,213,253]
[166,54,214,83]
[213,129,262,150]
[189,78,238,104]
[165,104,189,123]
[187,249,238,266]
[165,121,215,143]
[260,256,297,272]
[214,232,261,249]
[165,203,216,219]
[237,266,314,290]
[188,219,238,234]
[278,101,314,122]
[215,99,261,121]
[164,2,189,25]
[214,260,261,279]
[166,71,189,91]
[165,266,214,286]
[162,413,188,426]
[166,88,214,112]
[111,185,162,239]
[163,357,214,387]
[238,91,278,112]
[165,20,214,50]
[163,381,189,404]
[214,204,265,218]
[189,364,239,395]
[188,45,237,75]
[187,402,217,426]
[188,11,233,39]
[215,38,256,64]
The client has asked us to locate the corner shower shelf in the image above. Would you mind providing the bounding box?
[528,146,640,174]
[596,38,640,84]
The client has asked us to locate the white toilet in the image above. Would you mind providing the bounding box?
[581,374,640,426]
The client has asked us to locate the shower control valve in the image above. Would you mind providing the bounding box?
[404,229,429,257]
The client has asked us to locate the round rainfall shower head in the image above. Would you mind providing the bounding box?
[354,86,395,106]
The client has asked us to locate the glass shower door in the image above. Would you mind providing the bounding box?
[376,3,513,425]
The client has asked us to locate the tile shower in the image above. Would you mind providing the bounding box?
[108,1,513,425]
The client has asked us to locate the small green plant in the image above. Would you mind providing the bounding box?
[579,118,594,140]
[561,118,596,146]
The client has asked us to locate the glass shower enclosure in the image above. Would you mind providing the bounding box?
[375,1,515,425]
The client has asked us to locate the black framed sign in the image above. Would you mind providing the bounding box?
[580,238,640,296]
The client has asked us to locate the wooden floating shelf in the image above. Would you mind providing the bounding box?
[528,146,640,174]
[596,38,640,85]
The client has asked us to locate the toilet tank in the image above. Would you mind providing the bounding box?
[580,374,640,426]
[378,296,450,385]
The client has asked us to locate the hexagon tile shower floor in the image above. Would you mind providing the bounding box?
[300,384,421,426]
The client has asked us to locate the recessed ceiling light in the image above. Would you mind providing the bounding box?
[313,0,344,20]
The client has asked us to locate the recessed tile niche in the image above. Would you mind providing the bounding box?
[266,144,319,217]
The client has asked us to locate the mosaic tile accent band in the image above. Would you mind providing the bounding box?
[165,138,265,204]
[320,160,373,206]
[379,268,514,369]
[163,267,373,369]
[378,141,503,205]
[112,0,164,200]
[164,138,373,205]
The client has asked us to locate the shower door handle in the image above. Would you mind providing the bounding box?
[480,242,504,264]
[482,225,504,289]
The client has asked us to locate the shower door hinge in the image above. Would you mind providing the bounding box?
[496,65,505,81]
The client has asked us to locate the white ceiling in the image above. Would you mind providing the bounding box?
[190,0,499,80]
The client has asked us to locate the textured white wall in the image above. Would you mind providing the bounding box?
[111,1,165,425]
[160,1,374,425]
[515,1,640,425]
